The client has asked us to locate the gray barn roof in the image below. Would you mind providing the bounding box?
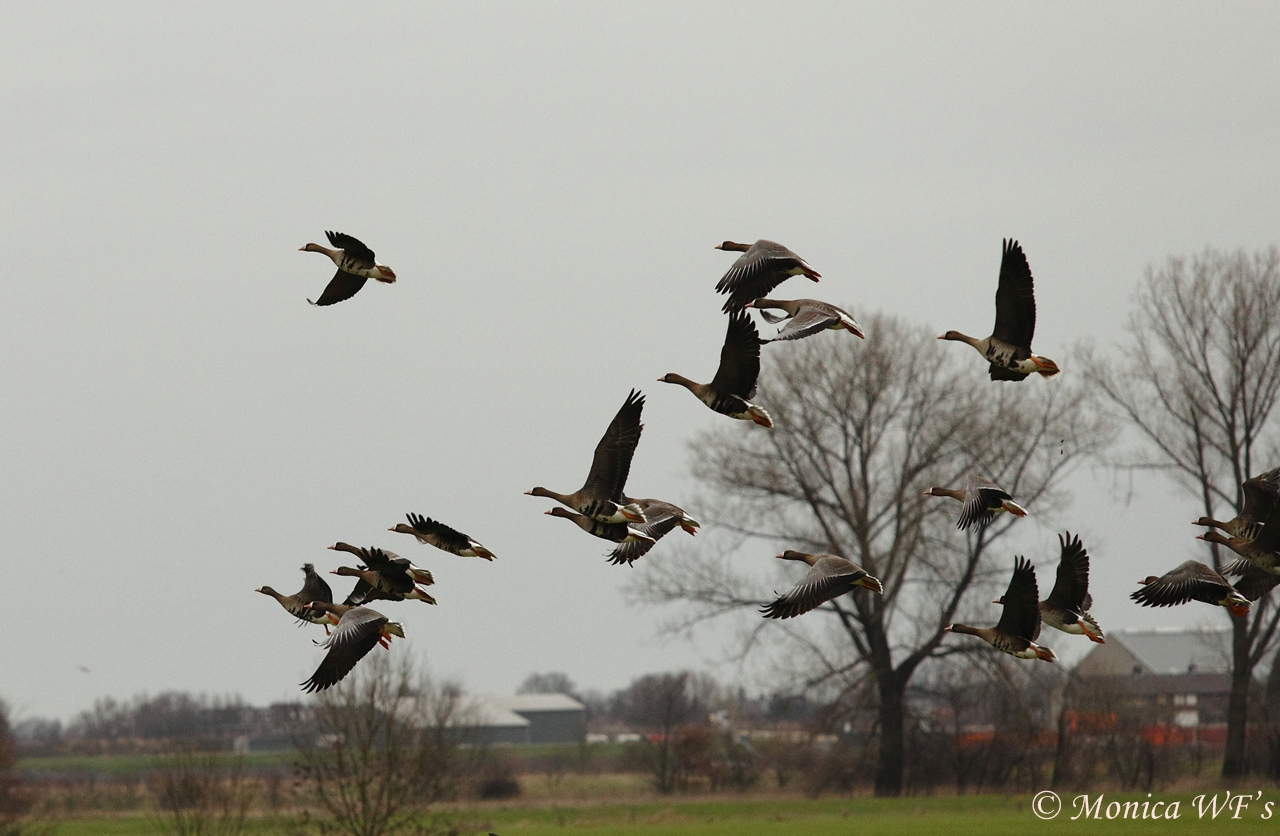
[1077,627,1232,677]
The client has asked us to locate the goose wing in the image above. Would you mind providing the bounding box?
[1241,468,1280,517]
[1247,470,1280,549]
[298,563,334,607]
[1043,532,1090,612]
[301,607,389,693]
[956,476,1009,531]
[761,555,872,620]
[325,231,376,267]
[1234,565,1280,602]
[769,302,840,342]
[580,389,644,503]
[716,240,816,313]
[990,239,1036,352]
[994,557,1041,641]
[988,364,1031,382]
[1131,560,1234,607]
[353,548,418,594]
[607,503,681,566]
[309,270,369,306]
[710,310,764,400]
[406,513,472,554]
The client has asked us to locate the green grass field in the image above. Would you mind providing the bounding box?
[45,793,1280,835]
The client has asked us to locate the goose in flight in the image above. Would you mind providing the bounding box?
[714,240,820,313]
[256,563,334,632]
[939,239,1059,381]
[1194,467,1280,543]
[945,557,1056,661]
[659,311,772,428]
[760,551,883,619]
[526,390,647,524]
[924,475,1027,530]
[300,603,404,693]
[300,231,396,306]
[995,533,1103,643]
[390,513,496,560]
[1131,560,1250,617]
[746,298,864,342]
[606,498,699,566]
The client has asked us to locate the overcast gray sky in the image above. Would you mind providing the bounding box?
[3,4,1279,722]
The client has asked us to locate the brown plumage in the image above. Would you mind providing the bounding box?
[659,310,772,427]
[256,563,334,630]
[746,298,864,341]
[924,475,1027,530]
[329,543,436,606]
[945,557,1056,661]
[545,507,655,546]
[938,239,1059,381]
[390,513,496,560]
[997,533,1103,643]
[760,550,883,619]
[526,390,646,523]
[606,498,700,566]
[1131,560,1250,617]
[1194,467,1280,544]
[300,603,405,693]
[300,231,396,306]
[714,240,820,313]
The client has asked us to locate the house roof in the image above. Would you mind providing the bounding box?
[484,693,585,713]
[1077,627,1232,677]
[457,698,530,729]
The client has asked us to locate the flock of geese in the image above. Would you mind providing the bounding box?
[256,231,1268,691]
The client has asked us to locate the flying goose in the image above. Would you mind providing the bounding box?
[938,239,1059,381]
[255,563,335,631]
[760,551,883,619]
[606,498,700,566]
[745,298,864,341]
[300,603,405,693]
[1131,560,1250,617]
[526,390,646,524]
[1197,531,1280,576]
[924,475,1027,530]
[545,507,656,547]
[329,543,436,606]
[300,231,396,306]
[390,513,496,560]
[714,240,820,313]
[995,533,1103,643]
[1197,492,1280,575]
[1194,467,1280,543]
[333,565,437,605]
[945,557,1056,661]
[659,310,772,428]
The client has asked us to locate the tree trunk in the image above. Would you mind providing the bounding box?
[1222,617,1251,778]
[874,671,905,797]
[1051,677,1073,789]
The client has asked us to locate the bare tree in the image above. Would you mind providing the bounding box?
[292,653,468,836]
[1084,246,1280,778]
[516,672,578,698]
[0,702,52,836]
[148,747,254,836]
[633,313,1106,796]
[617,671,717,793]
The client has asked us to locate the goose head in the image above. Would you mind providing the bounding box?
[715,241,752,253]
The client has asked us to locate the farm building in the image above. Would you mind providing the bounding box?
[459,693,586,745]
